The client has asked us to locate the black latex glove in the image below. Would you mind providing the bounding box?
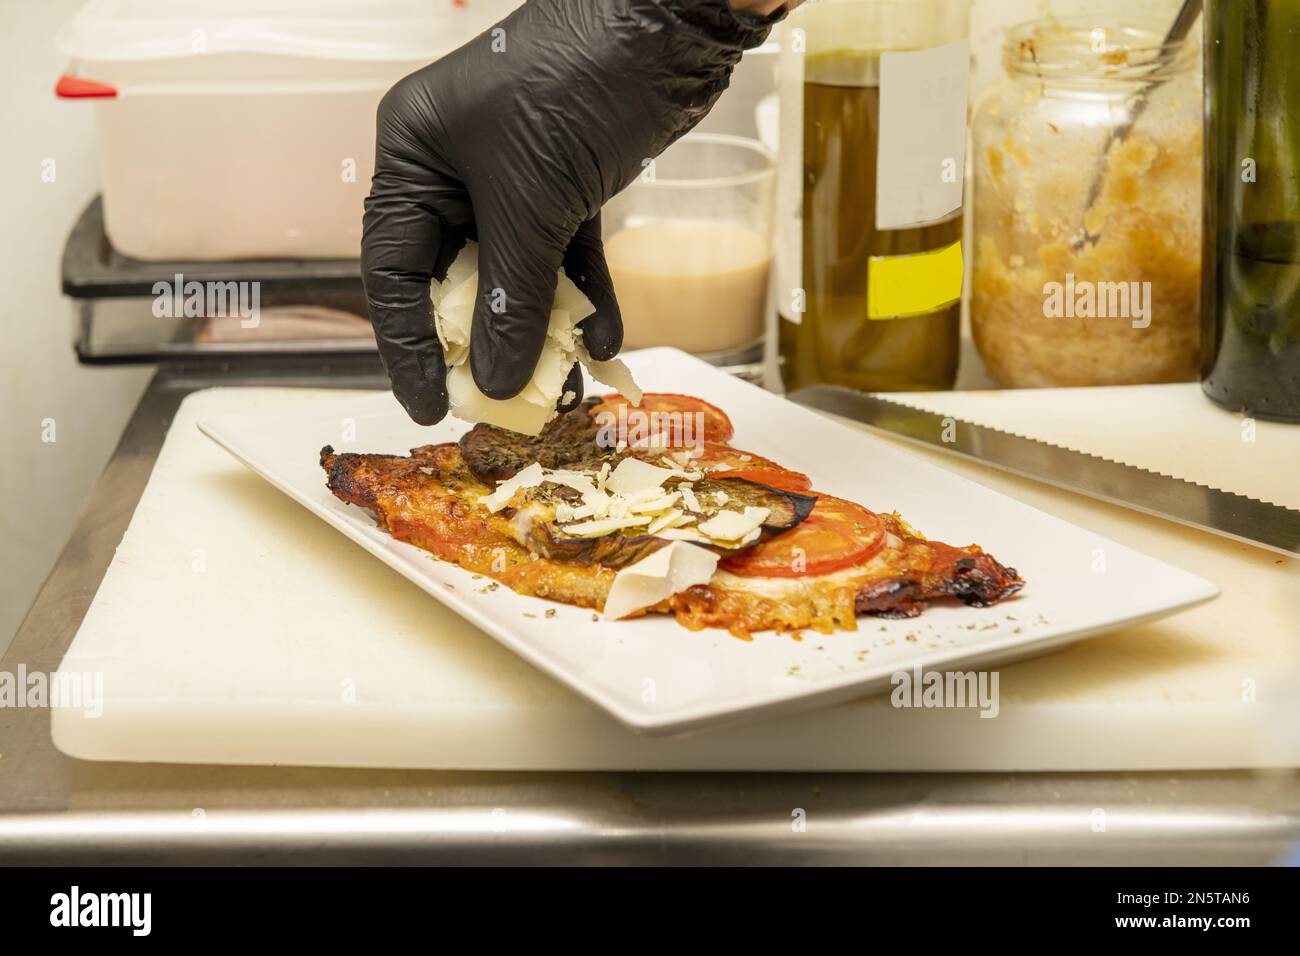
[361,0,780,425]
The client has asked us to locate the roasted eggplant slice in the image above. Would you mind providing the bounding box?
[508,520,670,567]
[459,398,604,483]
[695,476,816,532]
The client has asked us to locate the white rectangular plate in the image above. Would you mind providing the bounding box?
[198,347,1219,735]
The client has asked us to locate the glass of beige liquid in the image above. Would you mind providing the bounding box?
[602,133,776,357]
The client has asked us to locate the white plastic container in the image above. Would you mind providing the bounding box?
[57,0,519,261]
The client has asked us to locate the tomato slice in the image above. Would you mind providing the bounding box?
[590,393,735,445]
[723,468,813,492]
[685,441,812,492]
[720,494,885,578]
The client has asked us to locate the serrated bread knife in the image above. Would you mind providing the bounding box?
[789,385,1300,559]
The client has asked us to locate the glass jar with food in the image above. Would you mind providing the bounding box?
[970,17,1202,388]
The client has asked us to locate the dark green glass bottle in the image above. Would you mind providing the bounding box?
[1202,0,1300,422]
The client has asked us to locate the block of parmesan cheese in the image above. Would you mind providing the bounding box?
[433,242,642,436]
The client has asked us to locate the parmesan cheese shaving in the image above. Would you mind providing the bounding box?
[655,527,708,543]
[605,457,676,496]
[480,462,546,513]
[560,514,654,537]
[580,347,644,407]
[629,492,681,514]
[482,457,769,552]
[646,508,685,535]
[697,506,770,543]
[601,541,719,620]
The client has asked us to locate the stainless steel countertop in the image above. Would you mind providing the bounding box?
[2,358,1298,865]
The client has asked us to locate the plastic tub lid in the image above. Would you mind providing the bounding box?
[57,0,511,62]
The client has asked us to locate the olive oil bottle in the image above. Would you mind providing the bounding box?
[1202,0,1300,422]
[780,50,963,393]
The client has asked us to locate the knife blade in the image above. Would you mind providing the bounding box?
[789,384,1300,559]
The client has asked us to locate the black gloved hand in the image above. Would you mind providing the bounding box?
[361,0,779,425]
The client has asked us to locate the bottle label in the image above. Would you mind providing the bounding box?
[876,40,970,232]
[867,240,964,319]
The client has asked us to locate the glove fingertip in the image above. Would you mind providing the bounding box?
[555,362,585,413]
[377,336,450,426]
[564,219,623,362]
[392,369,449,425]
[467,263,556,402]
[581,308,623,362]
[401,390,450,427]
[470,344,538,402]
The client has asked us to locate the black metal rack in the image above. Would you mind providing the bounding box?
[62,197,375,364]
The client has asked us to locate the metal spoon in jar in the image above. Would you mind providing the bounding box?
[1070,0,1202,252]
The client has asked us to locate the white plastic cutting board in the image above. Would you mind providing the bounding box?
[52,383,1299,770]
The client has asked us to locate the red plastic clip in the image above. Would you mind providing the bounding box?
[55,75,118,99]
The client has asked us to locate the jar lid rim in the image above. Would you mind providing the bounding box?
[1003,16,1198,81]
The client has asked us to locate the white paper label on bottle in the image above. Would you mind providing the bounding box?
[774,26,806,325]
[876,39,970,232]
